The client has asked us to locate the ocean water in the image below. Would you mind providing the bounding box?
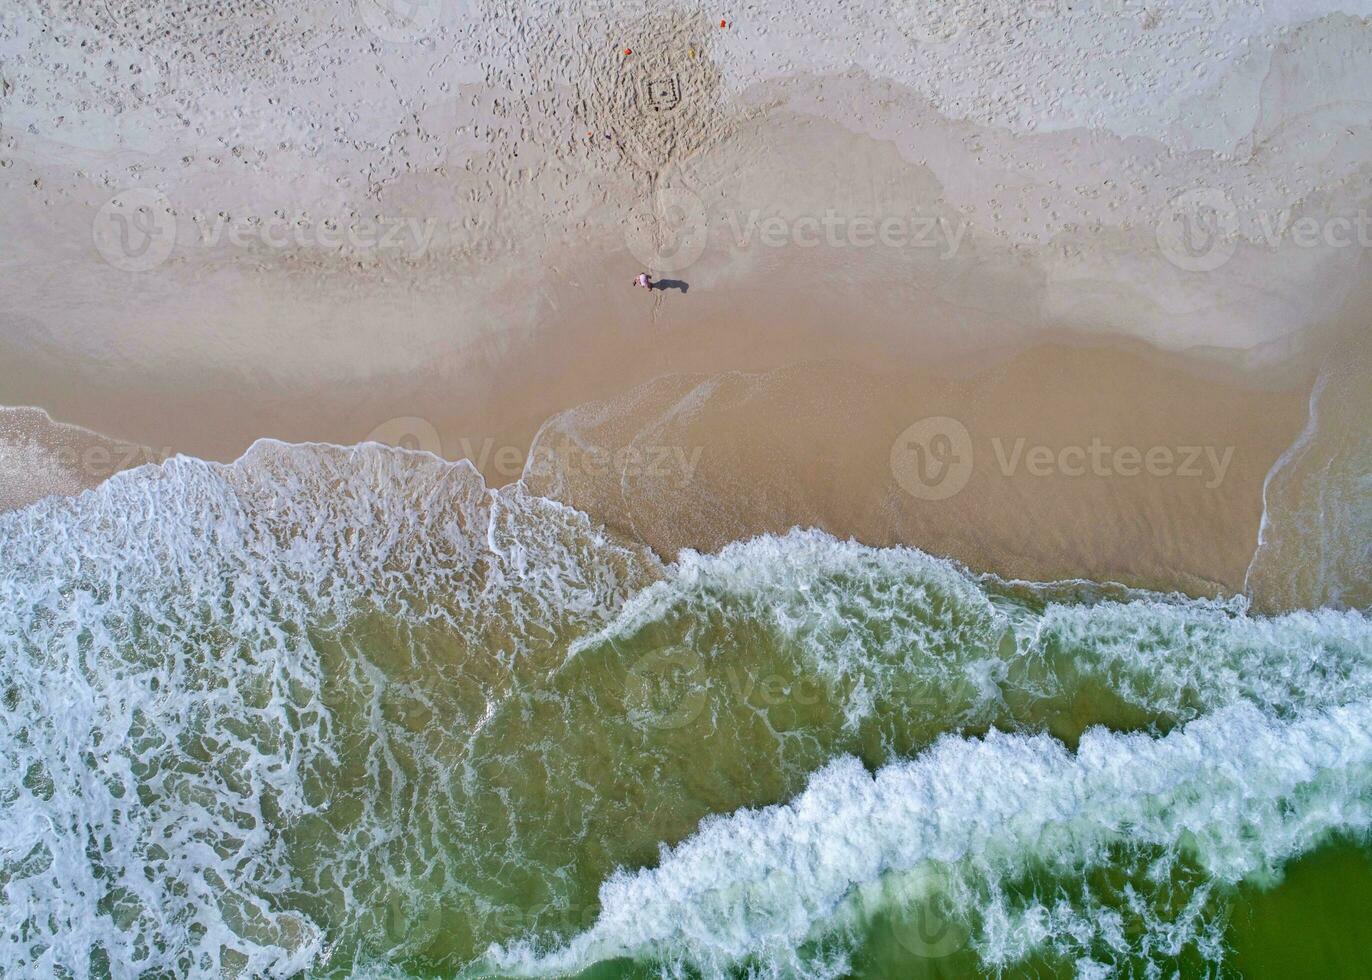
[3,441,1372,979]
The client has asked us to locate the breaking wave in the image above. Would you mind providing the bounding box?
[1,441,1369,978]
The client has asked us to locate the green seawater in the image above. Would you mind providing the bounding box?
[548,840,1372,979]
[294,596,1372,980]
[2,445,1370,979]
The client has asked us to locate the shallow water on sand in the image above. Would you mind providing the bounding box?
[2,441,1371,979]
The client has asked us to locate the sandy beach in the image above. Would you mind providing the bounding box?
[3,0,1371,605]
[6,4,1372,979]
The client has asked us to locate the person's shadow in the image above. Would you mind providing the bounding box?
[651,279,689,293]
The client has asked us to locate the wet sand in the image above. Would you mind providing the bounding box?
[520,344,1312,597]
[0,311,1319,599]
[2,1,1370,607]
[0,406,161,513]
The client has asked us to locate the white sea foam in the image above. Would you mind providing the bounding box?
[0,440,658,978]
[1246,371,1328,598]
[575,528,1372,728]
[1245,354,1372,613]
[488,698,1372,978]
[3,448,1370,979]
[504,529,1372,976]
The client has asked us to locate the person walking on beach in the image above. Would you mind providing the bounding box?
[633,272,653,290]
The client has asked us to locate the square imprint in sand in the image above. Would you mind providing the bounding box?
[645,76,682,111]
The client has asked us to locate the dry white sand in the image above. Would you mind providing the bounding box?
[2,0,1370,605]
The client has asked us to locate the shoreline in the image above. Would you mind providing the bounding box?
[0,326,1316,604]
[4,3,1371,610]
[5,4,1372,978]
